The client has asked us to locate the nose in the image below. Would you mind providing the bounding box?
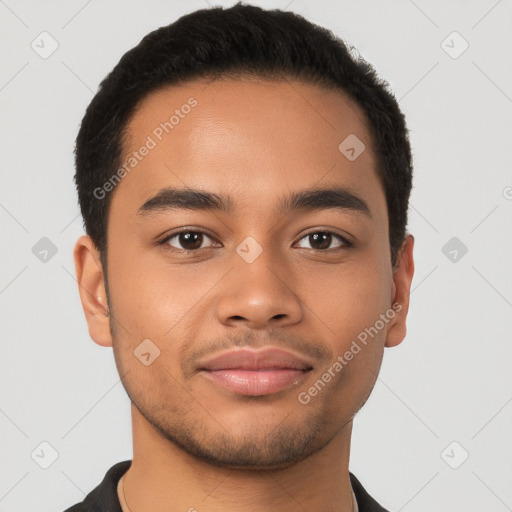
[215,248,304,330]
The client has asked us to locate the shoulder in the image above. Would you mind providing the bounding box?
[62,460,131,512]
[349,472,392,512]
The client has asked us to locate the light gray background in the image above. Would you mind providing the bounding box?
[1,0,511,510]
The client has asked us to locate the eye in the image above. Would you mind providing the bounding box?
[159,229,219,252]
[158,229,352,254]
[295,231,352,251]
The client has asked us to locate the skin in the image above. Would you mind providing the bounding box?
[74,77,414,512]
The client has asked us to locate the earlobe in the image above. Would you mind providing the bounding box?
[73,235,113,347]
[385,234,415,348]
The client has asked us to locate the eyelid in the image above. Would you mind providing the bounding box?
[293,229,353,249]
[158,228,219,251]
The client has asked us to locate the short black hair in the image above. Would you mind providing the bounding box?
[74,2,412,282]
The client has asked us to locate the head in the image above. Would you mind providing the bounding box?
[74,3,414,470]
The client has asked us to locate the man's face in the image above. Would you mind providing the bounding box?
[95,78,408,469]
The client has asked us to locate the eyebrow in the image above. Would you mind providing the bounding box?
[137,186,371,218]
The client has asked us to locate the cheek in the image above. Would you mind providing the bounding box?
[313,258,391,330]
[107,245,223,365]
[107,241,177,335]
[310,259,392,394]
[309,267,391,409]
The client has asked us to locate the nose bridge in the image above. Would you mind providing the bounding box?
[238,242,285,293]
[215,235,303,328]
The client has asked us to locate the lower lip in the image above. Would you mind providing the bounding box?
[202,369,310,396]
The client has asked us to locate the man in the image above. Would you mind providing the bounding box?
[66,3,414,511]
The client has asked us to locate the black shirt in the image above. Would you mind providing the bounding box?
[63,460,390,512]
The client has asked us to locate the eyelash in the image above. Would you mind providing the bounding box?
[158,228,353,254]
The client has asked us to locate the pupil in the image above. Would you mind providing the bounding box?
[311,232,331,250]
[177,232,332,251]
[180,232,202,250]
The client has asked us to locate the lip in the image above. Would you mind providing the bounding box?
[198,348,314,396]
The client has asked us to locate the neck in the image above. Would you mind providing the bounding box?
[121,403,355,512]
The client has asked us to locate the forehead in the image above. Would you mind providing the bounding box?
[112,78,382,217]
[125,77,372,154]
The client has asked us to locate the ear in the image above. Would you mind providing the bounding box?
[73,235,113,347]
[385,234,415,348]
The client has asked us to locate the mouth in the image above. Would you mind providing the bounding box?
[197,348,314,396]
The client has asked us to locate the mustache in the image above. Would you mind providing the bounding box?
[181,329,333,376]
